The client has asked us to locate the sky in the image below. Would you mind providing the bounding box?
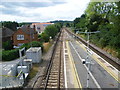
[0,0,90,22]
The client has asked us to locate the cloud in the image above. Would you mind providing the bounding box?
[1,0,90,22]
[1,1,66,8]
[1,1,66,16]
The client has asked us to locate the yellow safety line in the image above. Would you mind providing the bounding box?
[66,41,82,89]
[0,70,23,78]
[0,75,16,77]
[76,41,120,83]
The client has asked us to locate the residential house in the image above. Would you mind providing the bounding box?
[13,25,39,47]
[1,27,14,42]
[31,23,54,34]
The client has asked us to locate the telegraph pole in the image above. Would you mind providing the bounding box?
[76,29,100,88]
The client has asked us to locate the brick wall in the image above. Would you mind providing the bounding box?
[13,29,39,46]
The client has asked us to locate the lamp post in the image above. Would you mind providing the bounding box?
[77,30,100,88]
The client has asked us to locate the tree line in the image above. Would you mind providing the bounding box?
[1,21,32,31]
[73,2,120,58]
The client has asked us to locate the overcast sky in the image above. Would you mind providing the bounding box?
[1,0,90,22]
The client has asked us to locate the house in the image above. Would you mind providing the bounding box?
[13,25,39,47]
[31,23,54,34]
[1,27,14,42]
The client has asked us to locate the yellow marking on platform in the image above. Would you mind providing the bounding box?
[0,75,16,77]
[76,41,120,83]
[66,41,82,89]
[0,70,22,78]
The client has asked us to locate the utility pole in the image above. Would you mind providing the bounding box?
[77,29,100,88]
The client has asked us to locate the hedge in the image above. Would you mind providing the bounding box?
[2,49,19,61]
[2,41,44,61]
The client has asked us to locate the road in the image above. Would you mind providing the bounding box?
[64,29,120,89]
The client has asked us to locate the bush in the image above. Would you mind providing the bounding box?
[39,32,49,42]
[20,41,44,52]
[2,40,13,50]
[2,49,19,61]
[2,41,44,61]
[30,41,43,52]
[20,43,30,50]
[30,41,43,48]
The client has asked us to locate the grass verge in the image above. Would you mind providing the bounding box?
[43,42,52,53]
[27,63,40,80]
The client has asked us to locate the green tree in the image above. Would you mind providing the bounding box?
[40,32,50,42]
[2,21,19,31]
[44,25,59,39]
[74,2,120,58]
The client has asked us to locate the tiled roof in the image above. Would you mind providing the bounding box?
[20,25,36,34]
[32,23,53,25]
[1,27,14,38]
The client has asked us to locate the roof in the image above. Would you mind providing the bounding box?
[32,23,53,25]
[20,25,37,34]
[1,27,14,38]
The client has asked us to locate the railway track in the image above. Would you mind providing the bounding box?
[65,28,120,71]
[40,30,64,89]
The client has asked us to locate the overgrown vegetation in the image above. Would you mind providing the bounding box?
[43,42,52,53]
[73,2,120,58]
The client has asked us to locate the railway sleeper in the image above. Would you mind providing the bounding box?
[48,80,57,82]
[49,73,58,76]
[49,77,58,80]
[50,71,59,73]
[51,68,59,71]
[47,82,57,86]
[47,86,57,88]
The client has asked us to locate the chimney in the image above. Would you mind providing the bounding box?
[33,25,36,31]
[27,25,30,32]
[27,25,30,28]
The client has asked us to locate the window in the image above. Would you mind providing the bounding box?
[17,35,24,40]
[37,27,40,30]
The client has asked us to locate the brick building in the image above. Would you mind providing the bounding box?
[13,25,39,47]
[1,27,14,42]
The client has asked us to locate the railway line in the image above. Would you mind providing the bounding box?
[39,30,64,89]
[65,28,120,71]
[27,27,119,89]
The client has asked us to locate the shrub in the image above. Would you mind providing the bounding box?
[39,32,49,42]
[20,43,30,50]
[2,49,19,61]
[2,40,13,50]
[20,41,44,52]
[2,41,44,61]
[30,41,43,52]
